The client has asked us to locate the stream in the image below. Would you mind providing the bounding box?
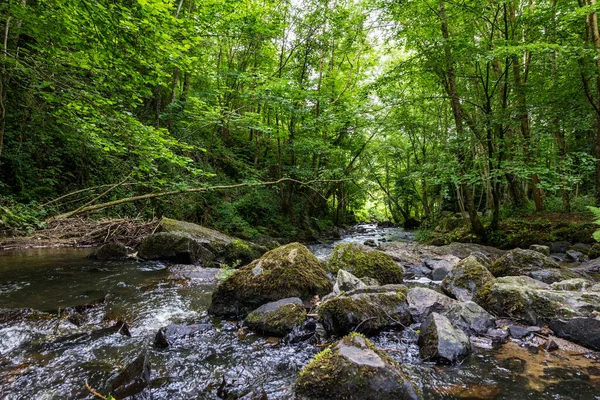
[1,225,599,399]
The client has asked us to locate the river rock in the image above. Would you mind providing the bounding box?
[588,243,600,259]
[208,243,332,318]
[110,352,151,399]
[494,275,549,289]
[154,323,212,348]
[550,278,594,291]
[294,334,422,400]
[566,250,584,262]
[529,244,550,256]
[333,269,367,294]
[138,232,215,266]
[317,285,411,336]
[508,325,531,339]
[418,312,470,364]
[245,297,306,337]
[406,287,456,323]
[426,255,460,281]
[569,243,591,254]
[443,301,494,335]
[328,243,403,284]
[222,239,267,267]
[469,251,492,268]
[441,255,494,302]
[89,242,128,260]
[548,317,600,350]
[528,268,583,284]
[489,248,559,278]
[477,277,600,325]
[404,265,433,279]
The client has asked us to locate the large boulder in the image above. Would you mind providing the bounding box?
[244,297,306,337]
[294,334,422,400]
[328,243,403,284]
[489,248,559,278]
[477,277,600,325]
[208,243,332,318]
[406,287,457,323]
[441,255,494,302]
[222,239,266,267]
[332,269,367,295]
[418,312,470,364]
[443,301,495,335]
[549,317,600,351]
[317,285,411,336]
[138,232,215,265]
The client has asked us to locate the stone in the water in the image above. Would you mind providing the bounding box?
[208,243,332,318]
[244,297,306,337]
[138,232,214,265]
[418,312,470,364]
[486,328,509,344]
[327,242,403,284]
[441,255,494,302]
[294,333,422,400]
[443,301,494,335]
[508,325,531,339]
[529,244,550,256]
[363,239,377,247]
[407,287,456,323]
[333,269,367,294]
[154,323,212,348]
[317,285,411,336]
[549,318,600,351]
[110,352,151,399]
[89,242,128,260]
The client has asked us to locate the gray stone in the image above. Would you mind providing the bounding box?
[508,325,530,339]
[154,323,212,348]
[441,255,494,302]
[333,269,367,294]
[245,297,306,337]
[550,278,594,291]
[444,301,494,335]
[550,241,571,254]
[407,287,457,323]
[490,248,559,278]
[529,245,550,256]
[566,250,584,262]
[138,232,214,266]
[549,317,600,351]
[419,312,470,364]
[528,268,582,284]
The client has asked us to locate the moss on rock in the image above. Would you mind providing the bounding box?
[208,243,332,318]
[490,248,559,278]
[328,243,403,284]
[441,255,494,302]
[245,298,306,337]
[222,239,266,267]
[294,333,422,400]
[138,232,215,266]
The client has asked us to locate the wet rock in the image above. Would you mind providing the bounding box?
[89,242,128,260]
[138,232,215,266]
[508,325,531,339]
[549,317,600,351]
[363,239,377,248]
[441,255,494,302]
[443,301,494,335]
[245,297,306,337]
[222,239,267,267]
[501,357,526,373]
[486,328,509,344]
[317,285,411,336]
[404,265,433,279]
[566,250,584,262]
[425,256,460,281]
[550,278,594,291]
[588,243,600,260]
[110,352,151,399]
[208,243,332,318]
[239,389,268,400]
[294,333,422,400]
[529,244,550,256]
[284,317,318,344]
[573,257,600,277]
[418,312,470,364]
[569,243,591,255]
[407,287,456,323]
[327,243,403,284]
[333,269,367,294]
[154,323,212,348]
[490,248,559,278]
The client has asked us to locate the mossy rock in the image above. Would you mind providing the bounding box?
[245,297,306,337]
[441,255,494,302]
[328,243,403,284]
[588,243,600,260]
[138,232,215,266]
[406,287,457,323]
[550,278,594,291]
[443,301,495,336]
[489,248,559,278]
[418,312,470,364]
[208,243,332,318]
[317,285,411,336]
[294,333,422,400]
[222,239,266,267]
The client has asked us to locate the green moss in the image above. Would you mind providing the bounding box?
[245,303,306,336]
[222,239,264,267]
[328,243,403,284]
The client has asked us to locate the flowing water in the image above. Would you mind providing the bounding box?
[0,227,599,399]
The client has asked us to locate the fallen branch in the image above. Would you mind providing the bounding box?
[85,381,108,400]
[49,178,350,221]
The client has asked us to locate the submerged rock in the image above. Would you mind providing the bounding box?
[440,255,494,302]
[208,243,332,318]
[294,333,422,400]
[154,323,212,348]
[327,243,403,284]
[138,232,215,265]
[245,297,306,337]
[406,287,456,323]
[89,242,128,260]
[317,285,411,336]
[110,352,151,399]
[489,248,559,279]
[418,312,470,364]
